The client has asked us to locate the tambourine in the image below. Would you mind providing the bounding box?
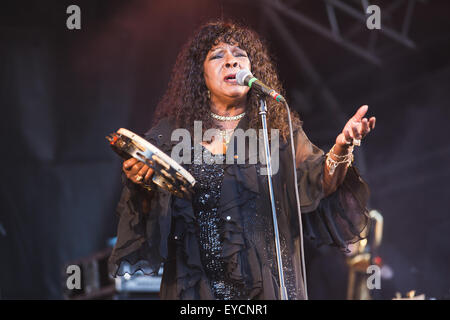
[106,128,196,199]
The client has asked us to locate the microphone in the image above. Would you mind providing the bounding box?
[236,69,286,103]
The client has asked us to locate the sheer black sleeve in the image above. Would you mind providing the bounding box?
[293,126,370,251]
[108,119,175,276]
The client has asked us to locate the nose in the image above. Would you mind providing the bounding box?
[224,52,238,69]
[225,61,238,68]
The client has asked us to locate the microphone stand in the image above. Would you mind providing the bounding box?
[259,97,288,300]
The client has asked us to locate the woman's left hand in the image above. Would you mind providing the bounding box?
[336,105,376,147]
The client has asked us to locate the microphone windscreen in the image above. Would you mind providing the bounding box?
[236,69,253,86]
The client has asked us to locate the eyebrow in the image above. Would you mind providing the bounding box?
[210,47,224,54]
[210,46,245,54]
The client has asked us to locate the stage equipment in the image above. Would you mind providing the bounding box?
[63,247,162,300]
[346,209,383,300]
[63,248,115,300]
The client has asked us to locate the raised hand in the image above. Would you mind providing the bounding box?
[336,105,376,147]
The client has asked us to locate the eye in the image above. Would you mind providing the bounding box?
[210,54,222,60]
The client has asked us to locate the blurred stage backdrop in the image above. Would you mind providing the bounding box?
[1,0,449,299]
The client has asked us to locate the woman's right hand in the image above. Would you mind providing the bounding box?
[123,158,155,185]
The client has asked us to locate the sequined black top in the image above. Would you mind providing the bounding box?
[187,149,250,299]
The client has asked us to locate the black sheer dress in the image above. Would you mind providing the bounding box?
[108,116,370,300]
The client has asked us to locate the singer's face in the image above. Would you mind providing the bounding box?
[203,42,251,102]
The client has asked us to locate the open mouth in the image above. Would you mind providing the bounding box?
[224,73,237,83]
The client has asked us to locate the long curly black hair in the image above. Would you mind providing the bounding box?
[154,20,301,140]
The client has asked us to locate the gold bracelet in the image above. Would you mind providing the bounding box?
[330,144,354,158]
[326,145,354,175]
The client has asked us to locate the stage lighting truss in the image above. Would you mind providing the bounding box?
[263,0,426,65]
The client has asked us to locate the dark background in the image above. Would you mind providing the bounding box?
[1,0,449,299]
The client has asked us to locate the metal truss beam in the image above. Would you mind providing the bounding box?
[325,0,416,48]
[263,0,423,65]
[265,0,381,65]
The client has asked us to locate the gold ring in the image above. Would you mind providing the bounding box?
[135,175,143,182]
[142,183,152,192]
[353,139,361,146]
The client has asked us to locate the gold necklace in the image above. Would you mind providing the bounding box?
[218,128,234,145]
